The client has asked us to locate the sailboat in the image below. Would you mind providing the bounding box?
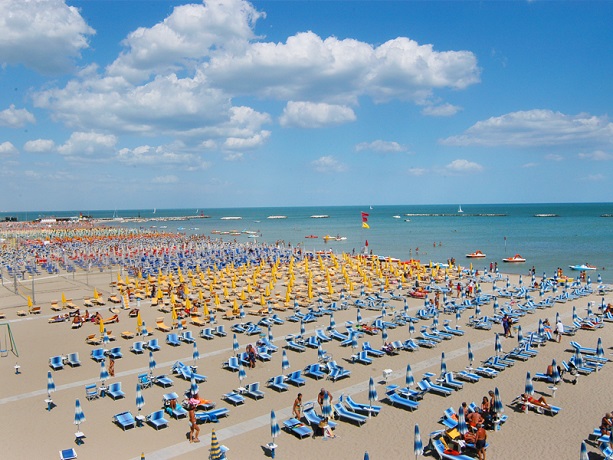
[458,205,464,213]
[153,208,156,214]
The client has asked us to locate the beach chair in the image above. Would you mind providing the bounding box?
[144,338,160,352]
[402,339,420,351]
[222,391,245,406]
[195,407,230,424]
[455,370,481,383]
[146,410,169,430]
[385,391,420,411]
[107,382,125,400]
[305,336,320,348]
[156,317,172,332]
[305,363,326,380]
[166,333,181,346]
[222,356,240,372]
[245,323,262,336]
[85,334,102,346]
[352,350,373,365]
[303,406,338,432]
[113,411,136,430]
[315,329,332,342]
[153,375,174,388]
[443,372,464,390]
[245,382,265,400]
[162,392,188,419]
[328,328,349,341]
[285,338,306,353]
[121,331,135,339]
[130,341,145,354]
[214,325,227,337]
[259,337,278,352]
[285,370,306,386]
[333,402,368,426]
[59,448,78,460]
[474,367,499,378]
[90,348,106,363]
[283,418,314,439]
[138,373,153,389]
[191,317,207,327]
[432,438,475,460]
[511,395,561,416]
[179,330,195,343]
[49,355,64,370]
[200,328,215,340]
[418,379,452,397]
[342,394,381,416]
[107,347,122,359]
[268,375,289,392]
[362,342,385,357]
[256,347,272,361]
[326,361,351,381]
[85,384,99,401]
[570,341,598,355]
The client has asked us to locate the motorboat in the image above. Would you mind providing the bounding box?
[569,264,597,271]
[466,250,486,258]
[503,254,526,263]
[393,215,401,219]
[305,235,318,239]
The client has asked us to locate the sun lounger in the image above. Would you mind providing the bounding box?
[245,382,265,400]
[328,328,349,341]
[85,334,102,346]
[432,438,475,460]
[303,407,337,431]
[144,338,160,351]
[85,383,99,401]
[146,410,169,430]
[570,341,598,355]
[305,363,326,380]
[200,328,215,340]
[107,382,125,400]
[385,391,420,411]
[455,370,481,383]
[195,407,230,424]
[59,448,78,459]
[179,330,195,343]
[90,348,106,363]
[156,317,171,333]
[333,402,368,426]
[511,395,561,416]
[121,331,135,339]
[113,411,136,430]
[443,372,464,390]
[326,361,351,381]
[286,370,306,386]
[49,355,64,370]
[222,356,240,372]
[342,394,381,416]
[417,379,452,397]
[214,325,227,337]
[256,347,272,361]
[286,338,307,353]
[267,375,289,392]
[474,367,499,378]
[315,329,332,342]
[353,350,373,365]
[362,342,385,357]
[153,375,174,388]
[163,392,188,419]
[283,418,314,439]
[166,333,181,346]
[130,341,145,354]
[222,391,245,406]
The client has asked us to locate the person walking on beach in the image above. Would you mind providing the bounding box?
[317,388,332,412]
[476,423,487,460]
[293,393,303,419]
[188,403,200,443]
[555,319,564,343]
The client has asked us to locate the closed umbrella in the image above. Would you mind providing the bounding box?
[239,304,245,320]
[524,371,534,396]
[368,376,377,418]
[136,383,145,413]
[99,360,109,384]
[321,392,332,419]
[381,326,388,345]
[364,452,370,460]
[517,325,524,344]
[440,352,447,377]
[233,334,239,356]
[190,373,198,396]
[409,321,415,338]
[268,324,273,342]
[586,302,593,317]
[210,429,221,460]
[47,370,55,398]
[467,342,474,369]
[493,387,503,430]
[357,308,362,324]
[148,350,156,374]
[103,329,109,346]
[300,320,306,336]
[270,409,280,455]
[551,359,560,384]
[74,399,85,431]
[281,349,290,371]
[495,333,502,356]
[538,319,544,336]
[141,321,149,337]
[455,310,461,327]
[580,441,588,460]
[519,274,523,286]
[597,337,604,359]
[406,363,414,388]
[404,299,409,314]
[238,363,246,386]
[351,332,358,350]
[572,306,578,322]
[432,316,439,328]
[192,342,200,363]
[414,423,423,459]
[329,313,336,330]
[475,304,481,317]
[457,405,468,436]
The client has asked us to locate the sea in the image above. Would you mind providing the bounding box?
[3,203,613,282]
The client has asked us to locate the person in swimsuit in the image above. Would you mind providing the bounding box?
[188,404,200,443]
[476,423,487,460]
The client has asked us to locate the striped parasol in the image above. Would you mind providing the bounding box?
[493,298,499,312]
[432,316,439,329]
[414,423,423,459]
[300,320,306,336]
[524,371,534,396]
[538,319,544,336]
[321,392,332,419]
[551,359,560,383]
[270,409,280,446]
[475,304,481,317]
[495,333,502,356]
[357,308,362,324]
[267,301,273,316]
[440,352,447,377]
[74,399,85,430]
[457,405,468,436]
[149,350,156,374]
[381,326,388,344]
[405,363,414,387]
[467,342,474,369]
[580,441,588,460]
[103,329,109,345]
[47,371,55,397]
[519,274,523,286]
[99,360,109,384]
[351,332,358,350]
[329,313,336,330]
[136,383,145,413]
[141,321,149,337]
[267,324,273,342]
[455,309,461,327]
[192,342,200,363]
[586,302,593,317]
[409,321,415,338]
[364,452,370,460]
[572,306,578,322]
[368,376,377,417]
[493,387,504,419]
[404,298,409,314]
[574,350,584,369]
[210,429,222,460]
[239,304,245,320]
[517,325,524,344]
[597,337,604,359]
[238,363,246,385]
[506,277,510,289]
[233,334,239,356]
[281,349,290,371]
[598,273,602,283]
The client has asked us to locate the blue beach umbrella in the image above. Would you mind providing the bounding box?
[190,373,198,396]
[495,333,502,356]
[517,325,524,344]
[192,342,200,362]
[281,349,290,371]
[99,360,109,384]
[267,301,273,316]
[357,308,362,324]
[587,276,591,286]
[300,320,306,336]
[580,441,588,460]
[519,275,523,286]
[404,299,409,314]
[382,307,387,318]
[432,316,439,328]
[103,329,109,345]
[364,452,370,460]
[586,302,593,317]
[414,423,423,459]
[406,363,414,387]
[572,306,578,322]
[351,333,358,350]
[136,383,145,413]
[329,313,336,330]
[368,376,377,417]
[475,304,481,317]
[148,350,156,374]
[440,352,447,377]
[598,274,602,284]
[493,298,499,311]
[467,342,474,368]
[597,337,604,359]
[270,409,279,447]
[457,405,468,436]
[47,371,55,397]
[381,326,388,344]
[268,325,274,342]
[239,304,245,320]
[74,399,85,431]
[321,392,332,419]
[409,321,415,338]
[538,319,544,336]
[506,277,510,289]
[455,310,461,327]
[524,371,534,396]
[574,350,584,369]
[141,321,149,337]
[233,334,239,356]
[555,312,561,326]
[493,387,504,419]
[551,359,560,384]
[238,363,246,385]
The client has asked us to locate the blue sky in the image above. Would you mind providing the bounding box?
[0,0,612,212]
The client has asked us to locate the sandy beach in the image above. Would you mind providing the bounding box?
[1,232,611,460]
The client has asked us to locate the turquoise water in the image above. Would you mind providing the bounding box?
[3,203,613,281]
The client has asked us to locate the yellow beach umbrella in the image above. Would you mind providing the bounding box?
[240,290,246,301]
[61,292,67,306]
[172,305,178,327]
[93,288,99,300]
[136,312,142,334]
[27,296,33,311]
[233,299,239,315]
[260,294,265,307]
[99,319,105,335]
[203,302,210,317]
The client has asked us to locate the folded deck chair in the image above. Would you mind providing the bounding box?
[147,410,169,430]
[85,383,99,401]
[49,356,64,370]
[114,411,136,430]
[283,418,314,439]
[342,395,381,416]
[333,403,368,426]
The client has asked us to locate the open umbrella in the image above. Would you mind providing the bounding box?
[368,376,377,418]
[321,392,332,419]
[270,410,280,455]
[457,405,468,436]
[440,352,447,377]
[414,423,423,459]
[238,363,246,386]
[148,350,156,374]
[406,363,414,388]
[467,342,474,369]
[281,349,290,372]
[597,337,604,359]
[136,383,145,413]
[47,370,55,398]
[495,333,502,356]
[233,334,239,356]
[74,399,85,431]
[99,360,109,384]
[524,371,534,396]
[210,429,221,460]
[192,342,200,363]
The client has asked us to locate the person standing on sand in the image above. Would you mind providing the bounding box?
[293,393,303,419]
[555,319,564,343]
[188,403,200,442]
[476,423,487,460]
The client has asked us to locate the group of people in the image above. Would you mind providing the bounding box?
[447,398,491,460]
[291,389,336,439]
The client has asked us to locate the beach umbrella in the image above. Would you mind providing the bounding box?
[475,304,481,317]
[587,276,591,286]
[406,363,414,387]
[329,313,336,330]
[414,424,423,459]
[516,325,524,344]
[381,326,388,344]
[190,373,199,396]
[270,410,280,451]
[368,376,377,418]
[47,371,56,397]
[136,383,145,413]
[210,429,221,460]
[281,349,290,371]
[268,325,274,342]
[493,298,499,311]
[455,310,461,327]
[404,298,409,314]
[538,319,544,336]
[493,387,504,428]
[238,363,246,385]
[321,392,332,419]
[364,452,370,460]
[233,334,239,356]
[597,337,604,359]
[574,350,584,368]
[586,302,593,317]
[598,274,602,284]
[572,306,578,322]
[351,332,358,350]
[192,342,200,362]
[506,277,510,289]
[457,405,468,436]
[357,308,362,324]
[141,321,149,337]
[432,316,439,328]
[519,275,523,286]
[300,320,306,336]
[580,441,589,460]
[99,360,109,384]
[551,359,560,384]
[239,304,245,320]
[555,312,561,325]
[136,311,142,335]
[318,343,326,361]
[440,352,447,377]
[524,371,534,396]
[467,342,474,369]
[148,350,156,374]
[103,328,109,345]
[409,321,415,338]
[495,333,502,356]
[74,399,85,431]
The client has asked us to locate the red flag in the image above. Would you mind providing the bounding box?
[365,240,369,246]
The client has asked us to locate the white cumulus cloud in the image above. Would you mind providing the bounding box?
[355,140,407,153]
[24,139,55,153]
[578,150,613,161]
[152,175,179,184]
[408,167,427,176]
[0,105,35,128]
[545,153,563,161]
[116,145,210,171]
[0,0,94,74]
[311,156,348,173]
[441,110,613,147]
[280,101,355,128]
[445,159,483,173]
[57,132,117,158]
[0,141,18,157]
[421,103,461,117]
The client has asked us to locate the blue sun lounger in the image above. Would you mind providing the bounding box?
[333,403,368,426]
[130,341,145,354]
[455,370,481,383]
[163,392,188,419]
[303,407,337,430]
[49,355,64,370]
[245,382,265,400]
[286,370,306,386]
[305,363,326,380]
[200,328,215,340]
[144,338,160,352]
[113,411,136,430]
[386,391,420,411]
[283,418,314,439]
[353,351,373,365]
[90,348,106,363]
[195,407,230,423]
[59,448,78,459]
[222,391,245,406]
[147,410,169,430]
[286,338,306,352]
[66,352,81,367]
[267,375,289,392]
[153,374,174,388]
[107,347,122,359]
[417,379,452,397]
[179,331,195,343]
[222,356,240,372]
[342,395,381,416]
[166,333,181,346]
[107,382,126,400]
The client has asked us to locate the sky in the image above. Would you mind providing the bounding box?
[0,0,612,212]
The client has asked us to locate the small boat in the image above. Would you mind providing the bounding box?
[404,219,411,222]
[503,254,526,263]
[569,264,597,271]
[392,215,401,219]
[305,235,318,239]
[458,205,464,213]
[267,215,287,219]
[466,250,486,258]
[221,216,242,220]
[310,215,329,219]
